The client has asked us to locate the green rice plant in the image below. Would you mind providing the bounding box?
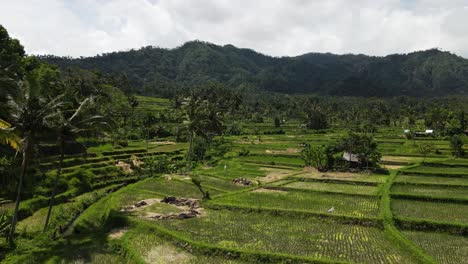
[199,159,266,179]
[102,148,147,156]
[395,175,468,187]
[379,170,436,264]
[196,174,246,192]
[210,189,381,218]
[17,184,122,235]
[4,231,125,263]
[402,230,468,264]
[294,173,388,185]
[391,183,468,201]
[402,166,468,177]
[438,159,468,166]
[87,143,114,154]
[282,181,379,196]
[71,178,219,233]
[392,199,468,225]
[268,179,296,186]
[118,224,247,263]
[137,178,224,198]
[152,209,418,264]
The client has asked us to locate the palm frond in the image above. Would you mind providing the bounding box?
[0,118,20,149]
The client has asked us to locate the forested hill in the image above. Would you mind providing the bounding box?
[41,41,468,97]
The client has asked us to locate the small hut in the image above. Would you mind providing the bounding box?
[342,152,361,163]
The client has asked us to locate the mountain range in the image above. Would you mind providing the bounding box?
[42,41,468,97]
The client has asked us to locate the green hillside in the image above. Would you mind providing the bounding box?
[42,42,468,97]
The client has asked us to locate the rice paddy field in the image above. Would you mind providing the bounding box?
[2,120,467,264]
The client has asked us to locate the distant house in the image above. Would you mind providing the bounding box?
[342,152,361,163]
[413,129,435,137]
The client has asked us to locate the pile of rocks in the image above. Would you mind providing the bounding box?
[150,196,202,220]
[150,209,200,220]
[131,155,144,167]
[232,177,252,186]
[161,196,200,209]
[121,199,149,211]
[116,161,133,173]
[121,197,203,220]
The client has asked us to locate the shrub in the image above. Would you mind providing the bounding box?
[17,196,48,220]
[67,169,94,193]
[88,143,114,153]
[142,154,178,176]
[0,212,11,238]
[263,129,285,135]
[418,142,435,162]
[301,144,327,171]
[193,137,209,161]
[450,135,465,157]
[238,147,250,157]
[174,126,188,142]
[306,108,328,130]
[225,122,243,135]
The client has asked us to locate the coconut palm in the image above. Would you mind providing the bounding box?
[182,95,222,171]
[7,73,64,241]
[43,96,109,232]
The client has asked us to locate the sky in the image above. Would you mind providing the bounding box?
[1,0,468,58]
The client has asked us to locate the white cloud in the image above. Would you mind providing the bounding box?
[0,0,467,58]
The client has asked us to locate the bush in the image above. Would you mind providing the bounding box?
[225,122,243,135]
[117,140,129,147]
[238,147,250,157]
[263,129,285,135]
[67,169,94,193]
[17,196,48,220]
[193,137,210,161]
[450,135,465,157]
[174,126,188,142]
[143,154,175,176]
[301,144,328,171]
[306,108,328,130]
[0,212,11,238]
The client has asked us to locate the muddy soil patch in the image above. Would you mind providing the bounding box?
[108,227,129,240]
[258,168,294,183]
[121,197,203,220]
[253,188,288,194]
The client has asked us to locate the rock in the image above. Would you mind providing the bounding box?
[161,196,177,204]
[121,205,135,211]
[161,197,200,209]
[232,178,252,186]
[116,161,133,173]
[135,200,147,207]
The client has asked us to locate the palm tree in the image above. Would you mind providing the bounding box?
[7,74,63,241]
[182,94,222,172]
[43,97,108,232]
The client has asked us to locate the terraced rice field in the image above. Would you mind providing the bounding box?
[394,174,468,186]
[153,210,417,264]
[402,231,468,264]
[6,130,467,264]
[392,184,468,200]
[210,188,381,218]
[392,199,468,224]
[282,180,379,195]
[296,171,388,184]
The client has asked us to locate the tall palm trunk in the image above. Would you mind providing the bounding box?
[186,130,194,172]
[9,137,29,241]
[43,136,64,232]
